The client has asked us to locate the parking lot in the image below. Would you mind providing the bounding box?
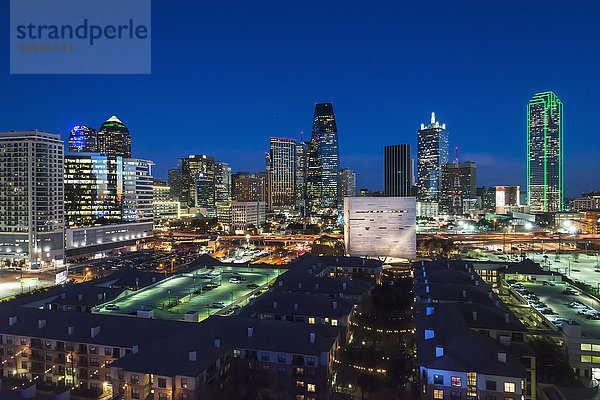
[518,281,600,338]
[95,266,284,322]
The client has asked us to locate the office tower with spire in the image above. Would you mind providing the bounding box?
[68,125,98,152]
[267,138,296,210]
[527,91,563,212]
[97,116,131,158]
[307,103,340,209]
[417,112,449,201]
[384,144,412,197]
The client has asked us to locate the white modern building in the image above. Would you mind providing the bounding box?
[0,131,65,268]
[343,197,416,260]
[65,222,153,258]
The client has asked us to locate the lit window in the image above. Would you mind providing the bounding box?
[331,319,338,326]
[308,317,315,324]
[296,380,305,387]
[581,355,592,363]
[451,376,461,387]
[434,375,444,384]
[593,345,600,352]
[433,389,443,399]
[504,382,516,392]
[581,344,592,351]
[307,383,316,392]
[593,356,600,363]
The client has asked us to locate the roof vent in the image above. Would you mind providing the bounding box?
[462,289,467,298]
[214,338,220,348]
[9,316,17,326]
[342,282,347,290]
[504,313,510,323]
[309,332,315,343]
[278,280,283,287]
[298,282,302,289]
[61,292,66,299]
[273,301,277,309]
[77,294,83,301]
[332,301,337,310]
[498,352,507,363]
[475,280,479,286]
[247,327,254,337]
[294,302,298,311]
[91,326,100,338]
[472,311,478,321]
[488,291,493,299]
[189,351,197,361]
[38,319,46,329]
[499,335,511,346]
[435,346,444,357]
[67,326,74,335]
[315,283,319,289]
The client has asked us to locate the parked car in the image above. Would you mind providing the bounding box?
[229,277,243,284]
[246,283,260,289]
[210,302,226,308]
[105,304,120,310]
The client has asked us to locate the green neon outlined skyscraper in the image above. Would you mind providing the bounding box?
[527,91,563,212]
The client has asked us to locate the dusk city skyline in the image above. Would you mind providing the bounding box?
[1,1,599,196]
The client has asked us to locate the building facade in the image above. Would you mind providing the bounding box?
[0,131,64,268]
[214,161,232,202]
[179,155,215,209]
[527,91,563,212]
[233,172,266,202]
[97,116,131,158]
[307,103,340,209]
[384,144,412,197]
[231,201,266,232]
[343,197,416,260]
[417,113,449,202]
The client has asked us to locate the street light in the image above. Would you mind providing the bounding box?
[568,256,572,277]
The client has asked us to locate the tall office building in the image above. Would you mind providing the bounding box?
[193,163,216,217]
[214,161,232,201]
[0,131,64,267]
[233,172,267,202]
[384,144,412,197]
[295,140,310,205]
[417,112,449,201]
[267,138,296,209]
[307,103,340,208]
[339,168,356,197]
[97,116,131,158]
[440,161,477,215]
[68,125,98,152]
[527,92,563,212]
[167,168,183,201]
[179,155,215,208]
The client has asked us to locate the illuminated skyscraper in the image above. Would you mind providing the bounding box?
[97,116,131,158]
[68,125,98,152]
[214,161,232,201]
[233,172,266,202]
[417,112,449,201]
[440,161,477,215]
[295,140,310,205]
[179,155,215,208]
[527,91,563,212]
[307,103,340,208]
[384,144,412,197]
[267,138,296,209]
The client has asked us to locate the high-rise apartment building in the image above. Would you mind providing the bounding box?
[97,116,131,158]
[527,91,563,212]
[267,138,296,209]
[232,172,266,202]
[417,113,449,201]
[339,168,356,197]
[307,103,340,208]
[68,125,98,152]
[384,144,412,197]
[179,155,215,208]
[0,131,64,267]
[440,161,477,215]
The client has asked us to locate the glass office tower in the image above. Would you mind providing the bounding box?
[527,91,563,212]
[69,125,98,152]
[307,103,340,208]
[267,138,296,209]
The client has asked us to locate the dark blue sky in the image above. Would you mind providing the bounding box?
[2,1,599,196]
